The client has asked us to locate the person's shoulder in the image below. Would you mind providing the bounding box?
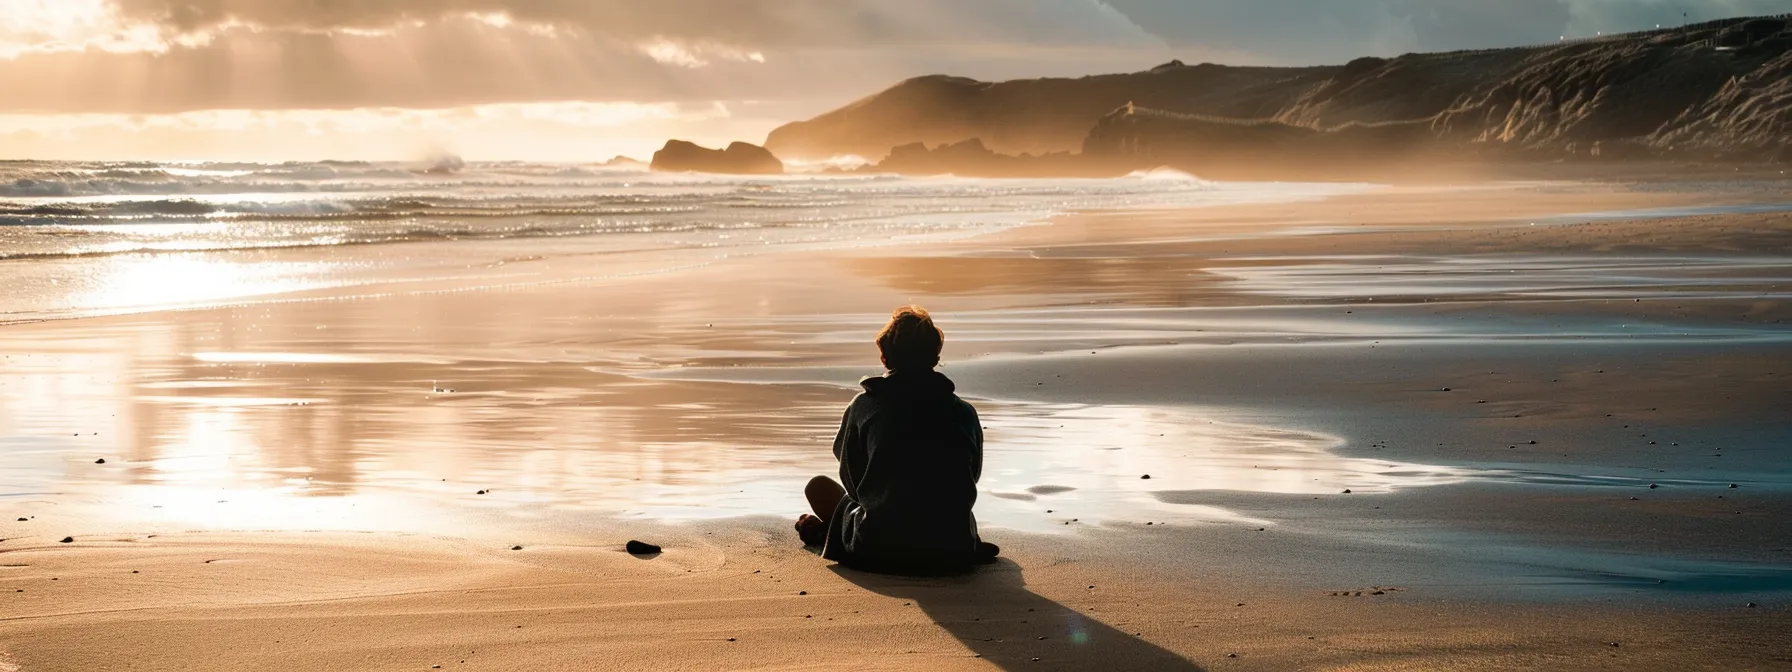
[949,395,980,416]
[845,387,881,412]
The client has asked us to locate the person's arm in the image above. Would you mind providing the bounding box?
[832,401,857,463]
[967,404,984,483]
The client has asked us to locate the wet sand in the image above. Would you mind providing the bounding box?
[3,179,1791,670]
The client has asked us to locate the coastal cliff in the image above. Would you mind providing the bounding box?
[767,16,1791,167]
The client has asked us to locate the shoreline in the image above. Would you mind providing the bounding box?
[4,177,1791,669]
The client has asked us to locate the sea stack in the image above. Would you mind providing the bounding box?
[650,140,784,175]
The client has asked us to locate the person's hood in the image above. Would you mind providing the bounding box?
[860,370,957,398]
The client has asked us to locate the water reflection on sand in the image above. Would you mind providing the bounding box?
[0,319,1471,535]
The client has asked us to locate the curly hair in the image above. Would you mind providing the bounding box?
[875,305,944,371]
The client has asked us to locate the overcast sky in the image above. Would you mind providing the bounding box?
[1,0,1785,160]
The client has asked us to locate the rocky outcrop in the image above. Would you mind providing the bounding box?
[768,15,1792,165]
[1082,106,1438,172]
[650,140,784,175]
[867,138,1105,177]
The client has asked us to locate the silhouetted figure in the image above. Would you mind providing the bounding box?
[796,306,998,574]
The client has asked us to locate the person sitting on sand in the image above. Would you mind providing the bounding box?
[796,306,998,574]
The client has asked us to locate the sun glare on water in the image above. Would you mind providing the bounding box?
[73,254,325,313]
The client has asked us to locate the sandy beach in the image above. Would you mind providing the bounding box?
[3,178,1791,670]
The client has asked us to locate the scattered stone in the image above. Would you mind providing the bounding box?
[1648,484,1659,489]
[798,591,807,595]
[726,637,737,642]
[59,537,73,543]
[1140,474,1151,480]
[626,540,662,555]
[1342,489,1353,494]
[1528,440,1537,445]
[1227,653,1238,658]
[510,546,523,551]
[1747,602,1757,608]
[16,518,24,522]
[1609,642,1620,647]
[476,490,488,495]
[1441,387,1451,392]
[1730,484,1739,488]
[94,458,106,464]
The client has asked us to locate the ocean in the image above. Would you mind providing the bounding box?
[0,160,1365,322]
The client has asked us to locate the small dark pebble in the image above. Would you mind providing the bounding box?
[626,540,661,555]
[94,458,106,464]
[1140,474,1151,480]
[1609,642,1620,647]
[798,591,807,595]
[726,637,737,642]
[1730,484,1739,488]
[510,545,523,551]
[1227,653,1238,658]
[1648,484,1658,489]
[1342,489,1352,494]
[59,537,73,543]
[1747,602,1757,608]
[15,518,24,522]
[476,490,488,495]
[1527,440,1537,445]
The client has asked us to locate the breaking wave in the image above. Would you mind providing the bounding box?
[0,159,1345,263]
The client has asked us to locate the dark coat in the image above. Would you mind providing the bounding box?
[822,370,984,574]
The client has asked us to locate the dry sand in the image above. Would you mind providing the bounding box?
[2,179,1790,670]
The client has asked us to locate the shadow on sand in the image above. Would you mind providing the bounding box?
[830,559,1205,671]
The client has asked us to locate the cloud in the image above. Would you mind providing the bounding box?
[0,1,1173,115]
[639,39,767,69]
[0,0,1785,159]
[0,100,757,161]
[99,0,1157,49]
